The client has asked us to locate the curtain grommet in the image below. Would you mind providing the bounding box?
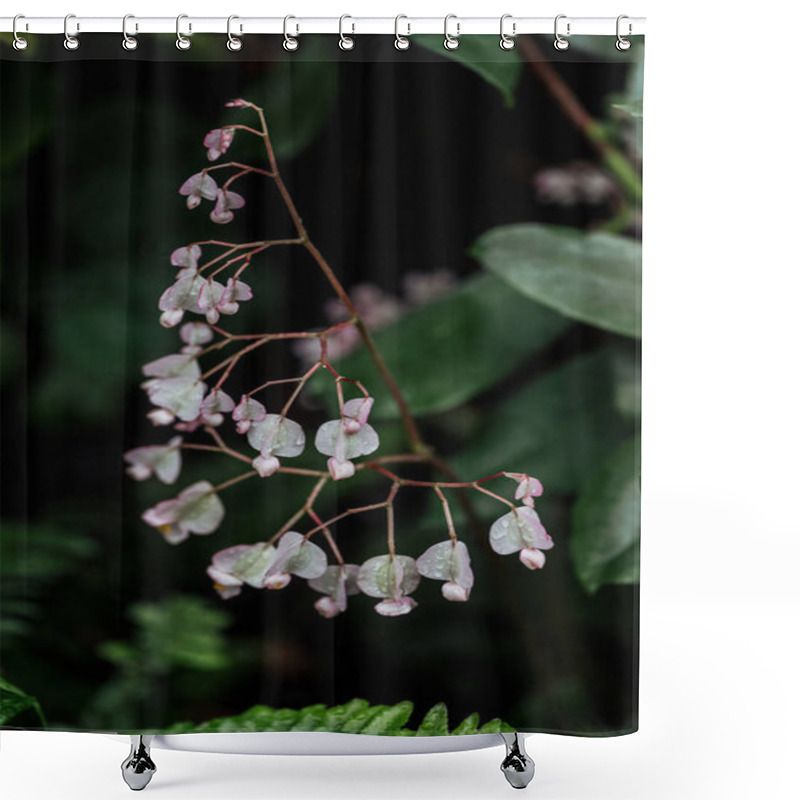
[394,15,410,50]
[444,14,460,50]
[227,15,243,51]
[63,13,80,51]
[176,14,191,50]
[12,14,29,51]
[500,14,516,50]
[283,16,299,51]
[339,15,355,50]
[553,14,570,51]
[616,15,632,51]
[122,15,138,51]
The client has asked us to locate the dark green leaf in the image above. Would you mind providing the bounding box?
[326,274,569,419]
[415,36,522,107]
[0,677,46,727]
[477,718,505,733]
[452,712,480,735]
[571,436,640,593]
[323,699,371,732]
[416,702,449,736]
[472,223,641,338]
[452,350,630,496]
[361,701,414,735]
[290,703,327,731]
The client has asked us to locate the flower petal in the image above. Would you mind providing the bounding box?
[247,414,306,458]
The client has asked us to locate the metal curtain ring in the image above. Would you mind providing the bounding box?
[500,14,516,50]
[339,14,355,50]
[394,14,410,50]
[122,14,138,51]
[444,14,460,50]
[12,14,29,51]
[227,15,243,51]
[554,14,570,51]
[176,13,191,50]
[283,15,299,51]
[616,14,632,51]
[63,14,79,50]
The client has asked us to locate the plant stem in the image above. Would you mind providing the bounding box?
[517,36,642,203]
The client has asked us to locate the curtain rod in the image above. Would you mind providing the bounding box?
[1,16,646,37]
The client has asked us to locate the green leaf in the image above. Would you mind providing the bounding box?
[241,39,339,160]
[361,702,414,735]
[478,718,505,733]
[472,223,641,338]
[416,702,449,736]
[290,703,328,731]
[0,677,47,727]
[452,350,630,496]
[571,436,640,593]
[415,35,522,107]
[325,274,569,419]
[323,699,371,732]
[452,713,480,735]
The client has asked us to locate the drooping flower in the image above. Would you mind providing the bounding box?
[145,376,207,424]
[216,278,253,315]
[206,532,327,598]
[357,554,420,616]
[124,436,183,484]
[199,388,235,427]
[170,244,202,275]
[246,414,306,477]
[210,188,245,224]
[158,273,227,327]
[142,353,200,380]
[179,322,213,355]
[203,128,234,162]
[178,172,219,209]
[505,472,544,508]
[489,507,554,570]
[315,397,379,480]
[225,98,253,108]
[232,395,267,434]
[142,480,224,544]
[416,540,474,602]
[308,564,361,618]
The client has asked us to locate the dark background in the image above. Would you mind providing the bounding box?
[0,35,639,735]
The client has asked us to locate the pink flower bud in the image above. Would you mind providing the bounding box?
[264,572,291,590]
[147,408,175,426]
[160,309,185,328]
[203,128,235,162]
[519,548,546,570]
[342,418,361,434]
[441,581,470,602]
[327,457,355,481]
[253,454,281,477]
[225,98,252,108]
[314,596,341,619]
[210,188,246,225]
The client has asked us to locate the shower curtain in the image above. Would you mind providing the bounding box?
[0,30,642,740]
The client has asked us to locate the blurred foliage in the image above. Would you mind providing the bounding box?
[314,274,569,419]
[0,676,47,727]
[0,521,98,641]
[472,223,642,338]
[84,595,234,729]
[571,436,640,594]
[151,698,512,736]
[415,35,522,107]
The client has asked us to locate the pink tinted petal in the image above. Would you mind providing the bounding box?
[143,353,199,379]
[204,128,234,161]
[253,454,280,477]
[263,572,291,590]
[327,457,355,481]
[160,309,185,328]
[343,397,374,426]
[147,408,175,426]
[170,245,203,269]
[442,581,470,602]
[374,597,417,617]
[225,98,252,108]
[180,322,213,346]
[126,463,152,481]
[519,548,547,570]
[314,596,341,618]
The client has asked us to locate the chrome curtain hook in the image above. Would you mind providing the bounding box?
[122,14,138,51]
[500,14,516,50]
[176,13,191,50]
[394,14,410,50]
[63,13,80,51]
[12,14,29,51]
[227,15,243,51]
[283,15,299,51]
[444,14,460,51]
[339,14,355,50]
[616,14,632,51]
[554,14,570,51]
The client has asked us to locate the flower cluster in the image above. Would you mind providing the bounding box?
[126,98,554,621]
